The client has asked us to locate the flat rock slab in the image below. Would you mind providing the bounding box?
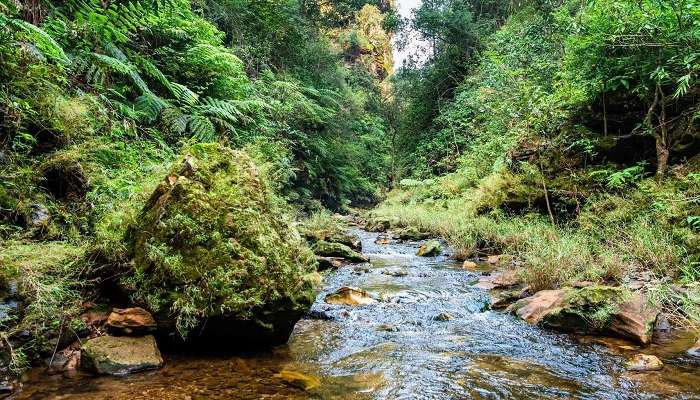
[106,307,156,336]
[81,335,163,375]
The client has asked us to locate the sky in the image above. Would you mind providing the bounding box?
[392,0,431,70]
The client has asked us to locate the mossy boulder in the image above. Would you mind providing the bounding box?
[416,240,442,257]
[392,227,429,241]
[311,240,368,263]
[365,217,391,232]
[81,335,163,375]
[511,286,659,345]
[126,144,317,346]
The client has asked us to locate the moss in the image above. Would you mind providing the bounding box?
[552,286,630,329]
[311,240,367,262]
[125,143,317,338]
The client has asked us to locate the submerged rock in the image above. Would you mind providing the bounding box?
[275,369,321,391]
[511,286,659,345]
[434,312,453,321]
[325,287,377,306]
[625,354,663,372]
[127,144,317,346]
[312,240,368,263]
[106,307,156,336]
[81,335,163,375]
[416,240,442,257]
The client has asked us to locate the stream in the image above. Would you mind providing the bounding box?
[18,230,700,399]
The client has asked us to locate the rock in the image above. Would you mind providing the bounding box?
[511,286,659,345]
[434,312,453,321]
[625,354,663,372]
[490,287,530,309]
[474,271,519,290]
[316,256,343,271]
[687,339,700,357]
[382,268,408,277]
[486,255,500,265]
[325,287,377,306]
[462,261,478,270]
[275,369,321,391]
[374,234,391,245]
[416,240,442,257]
[392,227,428,241]
[127,145,317,347]
[312,240,368,263]
[365,217,391,232]
[653,314,671,333]
[47,346,80,374]
[81,335,163,375]
[28,203,51,228]
[105,307,156,336]
[376,324,399,332]
[326,232,362,251]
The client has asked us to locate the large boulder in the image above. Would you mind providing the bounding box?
[125,144,317,346]
[511,286,659,345]
[325,287,376,306]
[312,240,368,263]
[81,335,163,375]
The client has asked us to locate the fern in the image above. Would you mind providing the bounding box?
[7,19,70,64]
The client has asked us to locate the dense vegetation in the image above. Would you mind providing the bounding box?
[0,0,394,374]
[377,0,700,324]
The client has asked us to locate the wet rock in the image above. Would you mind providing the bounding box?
[687,339,700,357]
[275,369,321,391]
[374,234,391,245]
[47,346,80,374]
[28,203,51,229]
[376,324,399,332]
[382,268,408,277]
[486,255,500,265]
[365,217,391,232]
[316,256,343,271]
[81,335,163,375]
[490,287,530,310]
[312,240,368,263]
[511,287,659,345]
[106,307,156,336]
[653,315,671,333]
[434,312,453,321]
[462,261,478,270]
[353,266,370,274]
[392,227,429,241]
[325,287,377,306]
[625,354,663,372]
[416,240,442,257]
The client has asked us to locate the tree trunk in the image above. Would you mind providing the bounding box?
[655,84,669,181]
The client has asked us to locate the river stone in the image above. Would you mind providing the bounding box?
[375,234,391,245]
[416,240,441,257]
[275,369,321,391]
[365,217,391,232]
[511,287,659,345]
[625,354,663,372]
[316,256,343,271]
[325,287,377,306]
[486,255,500,265]
[105,307,156,336]
[81,335,163,375]
[462,261,478,270]
[312,240,368,263]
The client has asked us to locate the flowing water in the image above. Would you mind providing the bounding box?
[18,230,700,399]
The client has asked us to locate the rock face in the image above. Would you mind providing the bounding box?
[312,240,368,263]
[106,307,156,336]
[325,287,376,306]
[626,354,663,372]
[511,286,659,345]
[81,335,163,375]
[127,144,317,346]
[416,240,442,257]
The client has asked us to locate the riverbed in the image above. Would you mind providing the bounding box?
[18,230,700,399]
